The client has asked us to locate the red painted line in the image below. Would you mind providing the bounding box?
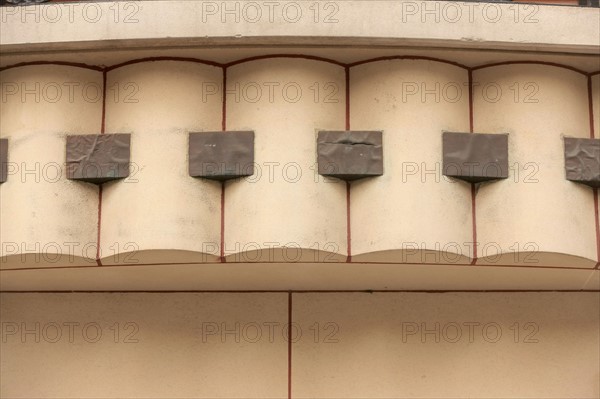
[220,67,228,263]
[95,186,103,267]
[345,66,350,131]
[220,182,226,263]
[221,67,227,131]
[1,57,593,78]
[587,76,600,269]
[224,54,345,68]
[105,57,221,72]
[345,66,352,263]
[471,61,587,75]
[594,189,600,269]
[347,55,469,70]
[96,70,108,267]
[287,292,293,399]
[470,184,478,266]
[468,70,474,133]
[100,70,107,135]
[589,75,596,139]
[0,61,103,72]
[468,70,478,266]
[346,182,352,263]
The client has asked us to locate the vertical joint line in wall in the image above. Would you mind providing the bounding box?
[589,76,600,268]
[345,66,350,131]
[468,70,477,265]
[345,66,352,262]
[96,185,103,266]
[287,292,293,399]
[470,183,478,265]
[222,67,227,132]
[594,189,600,269]
[220,67,227,263]
[220,182,226,263]
[96,69,108,266]
[468,69,474,133]
[101,69,107,134]
[588,75,595,139]
[346,182,352,262]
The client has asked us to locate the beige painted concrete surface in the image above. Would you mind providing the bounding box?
[102,61,223,264]
[225,58,347,262]
[292,292,600,398]
[1,1,599,55]
[1,59,598,274]
[0,292,598,398]
[473,65,597,268]
[350,59,472,264]
[0,263,597,291]
[0,293,288,398]
[0,65,103,269]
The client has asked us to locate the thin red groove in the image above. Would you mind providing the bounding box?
[471,61,588,76]
[345,66,352,263]
[348,55,469,70]
[470,184,478,265]
[3,55,595,76]
[0,61,103,72]
[224,54,345,68]
[96,70,108,267]
[594,190,600,269]
[220,183,226,263]
[95,186,103,267]
[346,182,352,263]
[589,75,600,269]
[468,70,474,133]
[287,292,293,399]
[220,67,228,263]
[588,76,596,139]
[468,70,478,266]
[105,57,222,72]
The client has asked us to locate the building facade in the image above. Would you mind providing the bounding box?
[1,1,599,398]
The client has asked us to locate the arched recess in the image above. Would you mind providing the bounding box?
[224,57,347,262]
[472,64,596,268]
[0,65,103,269]
[349,59,472,264]
[100,61,223,265]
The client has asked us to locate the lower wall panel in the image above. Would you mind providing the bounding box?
[1,292,598,398]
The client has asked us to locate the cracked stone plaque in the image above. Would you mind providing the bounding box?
[66,134,131,184]
[317,131,383,181]
[564,137,600,188]
[189,131,254,181]
[442,132,509,183]
[0,138,7,184]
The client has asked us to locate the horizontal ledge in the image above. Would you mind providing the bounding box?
[1,0,598,55]
[1,249,596,270]
[0,262,597,291]
[1,36,599,57]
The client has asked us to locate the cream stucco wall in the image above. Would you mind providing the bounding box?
[0,65,102,268]
[473,65,596,268]
[1,57,598,282]
[349,59,472,264]
[224,58,347,262]
[1,292,598,398]
[102,61,223,264]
